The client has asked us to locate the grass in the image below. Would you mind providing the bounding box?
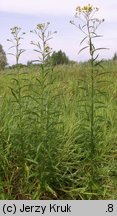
[0,61,117,199]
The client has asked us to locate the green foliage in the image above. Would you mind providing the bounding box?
[0,23,64,199]
[0,7,117,200]
[27,60,33,66]
[70,4,112,198]
[113,52,117,61]
[47,50,70,66]
[0,61,117,199]
[0,44,7,70]
[8,63,26,70]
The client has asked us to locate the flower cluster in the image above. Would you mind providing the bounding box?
[10,26,25,36]
[30,22,56,64]
[37,23,45,30]
[70,4,105,43]
[37,22,50,30]
[10,26,21,34]
[76,4,99,15]
[44,44,52,54]
[44,44,51,53]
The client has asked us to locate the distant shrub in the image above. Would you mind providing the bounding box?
[27,60,33,66]
[9,63,26,70]
[0,44,7,70]
[47,50,70,66]
[113,52,117,61]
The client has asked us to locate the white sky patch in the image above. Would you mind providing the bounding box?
[0,0,79,15]
[0,0,116,21]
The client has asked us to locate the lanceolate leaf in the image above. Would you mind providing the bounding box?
[8,45,15,50]
[94,47,109,52]
[80,36,88,45]
[92,35,103,39]
[9,88,19,102]
[78,46,89,54]
[94,60,104,68]
[8,53,15,56]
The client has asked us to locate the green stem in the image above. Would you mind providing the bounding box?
[15,33,19,65]
[91,57,94,154]
[87,18,95,155]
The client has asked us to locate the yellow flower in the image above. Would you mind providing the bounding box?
[76,4,98,14]
[37,23,45,30]
[44,45,50,53]
[82,4,93,12]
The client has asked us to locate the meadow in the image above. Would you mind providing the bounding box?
[0,60,117,200]
[0,4,117,200]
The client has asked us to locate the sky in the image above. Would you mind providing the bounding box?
[0,0,117,65]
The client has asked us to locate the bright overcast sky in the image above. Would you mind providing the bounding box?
[0,0,117,65]
[0,0,116,18]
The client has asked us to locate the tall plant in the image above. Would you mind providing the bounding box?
[30,23,58,137]
[7,26,26,65]
[28,23,61,197]
[70,4,108,197]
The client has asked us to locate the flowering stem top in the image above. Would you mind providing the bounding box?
[7,26,26,65]
[70,4,106,156]
[70,4,104,58]
[30,22,57,64]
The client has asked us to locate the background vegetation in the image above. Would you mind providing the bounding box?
[0,60,117,200]
[0,5,117,200]
[0,44,7,70]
